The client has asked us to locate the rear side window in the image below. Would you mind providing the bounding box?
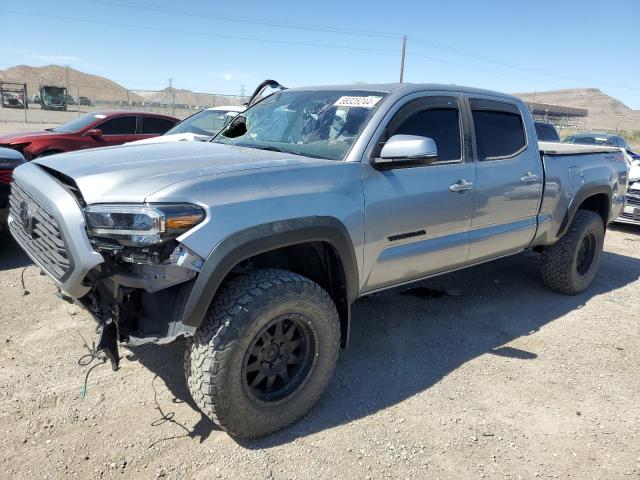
[142,116,176,134]
[536,124,559,142]
[97,116,137,135]
[471,100,526,160]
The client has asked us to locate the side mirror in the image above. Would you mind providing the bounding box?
[373,135,438,169]
[86,128,103,138]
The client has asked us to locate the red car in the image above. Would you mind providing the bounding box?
[0,111,179,160]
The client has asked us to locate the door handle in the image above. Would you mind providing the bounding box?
[449,179,474,193]
[520,172,540,183]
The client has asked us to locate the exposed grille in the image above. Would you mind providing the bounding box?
[620,212,639,221]
[626,194,640,206]
[9,182,72,279]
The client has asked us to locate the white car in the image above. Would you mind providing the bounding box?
[617,150,640,225]
[128,105,245,145]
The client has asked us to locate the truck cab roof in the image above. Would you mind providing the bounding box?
[287,83,523,103]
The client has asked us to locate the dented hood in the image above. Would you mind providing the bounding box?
[33,141,315,204]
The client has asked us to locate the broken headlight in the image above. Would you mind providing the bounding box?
[84,203,205,247]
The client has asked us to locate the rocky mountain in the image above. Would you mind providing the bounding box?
[0,65,142,103]
[514,88,640,131]
[133,88,243,108]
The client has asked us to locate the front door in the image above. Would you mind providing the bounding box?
[93,115,139,146]
[362,94,476,292]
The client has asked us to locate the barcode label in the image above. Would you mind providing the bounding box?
[333,96,382,108]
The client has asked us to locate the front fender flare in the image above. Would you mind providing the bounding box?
[180,216,359,329]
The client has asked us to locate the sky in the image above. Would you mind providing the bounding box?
[1,0,639,108]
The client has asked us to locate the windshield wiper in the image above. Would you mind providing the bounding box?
[211,142,327,160]
[228,144,308,156]
[249,145,303,156]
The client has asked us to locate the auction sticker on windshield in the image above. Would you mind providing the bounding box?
[333,96,382,108]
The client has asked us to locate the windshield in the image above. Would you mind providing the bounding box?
[166,109,241,136]
[51,113,105,133]
[213,89,387,161]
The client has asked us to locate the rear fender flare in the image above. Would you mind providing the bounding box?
[556,184,611,238]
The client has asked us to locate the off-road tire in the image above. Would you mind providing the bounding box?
[184,268,340,438]
[541,209,605,295]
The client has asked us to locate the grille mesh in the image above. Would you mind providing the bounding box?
[9,182,71,279]
[626,194,640,207]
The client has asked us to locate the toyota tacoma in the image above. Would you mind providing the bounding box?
[8,83,628,438]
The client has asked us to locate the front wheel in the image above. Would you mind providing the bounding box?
[184,269,340,438]
[541,209,605,295]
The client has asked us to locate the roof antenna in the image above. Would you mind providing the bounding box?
[399,35,407,83]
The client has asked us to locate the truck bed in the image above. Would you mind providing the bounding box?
[538,141,621,155]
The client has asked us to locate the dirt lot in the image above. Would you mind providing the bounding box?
[1,226,639,480]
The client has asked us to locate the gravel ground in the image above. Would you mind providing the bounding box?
[0,226,639,480]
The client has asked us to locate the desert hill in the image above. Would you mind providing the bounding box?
[514,88,640,131]
[134,87,243,108]
[0,65,142,103]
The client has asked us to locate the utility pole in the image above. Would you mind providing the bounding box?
[399,35,407,83]
[240,85,246,102]
[169,78,175,117]
[64,64,70,97]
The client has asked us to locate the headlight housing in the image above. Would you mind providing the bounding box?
[84,203,205,246]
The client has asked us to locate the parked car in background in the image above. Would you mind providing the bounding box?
[0,111,179,159]
[563,132,639,159]
[9,83,627,438]
[128,80,286,145]
[0,147,25,231]
[534,121,560,141]
[616,155,640,226]
[78,96,92,106]
[1,92,27,109]
[128,105,244,145]
[563,133,640,226]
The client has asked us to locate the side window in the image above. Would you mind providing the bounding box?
[142,116,176,134]
[382,97,462,162]
[97,116,137,135]
[536,124,559,142]
[470,100,526,160]
[542,125,559,141]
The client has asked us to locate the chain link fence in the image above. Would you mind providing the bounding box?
[0,83,247,122]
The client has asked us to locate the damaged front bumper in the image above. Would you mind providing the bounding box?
[9,162,204,369]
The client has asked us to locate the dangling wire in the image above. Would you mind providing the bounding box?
[62,299,107,399]
[20,265,30,296]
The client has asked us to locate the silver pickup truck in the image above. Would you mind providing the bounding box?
[8,83,628,438]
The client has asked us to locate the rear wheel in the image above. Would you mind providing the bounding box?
[184,268,340,438]
[541,209,605,295]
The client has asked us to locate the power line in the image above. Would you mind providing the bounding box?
[407,51,569,89]
[87,0,402,39]
[5,6,638,95]
[0,10,397,55]
[82,0,640,92]
[410,37,640,93]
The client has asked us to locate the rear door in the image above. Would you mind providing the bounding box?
[93,115,139,146]
[138,116,178,141]
[362,93,476,292]
[466,97,543,262]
